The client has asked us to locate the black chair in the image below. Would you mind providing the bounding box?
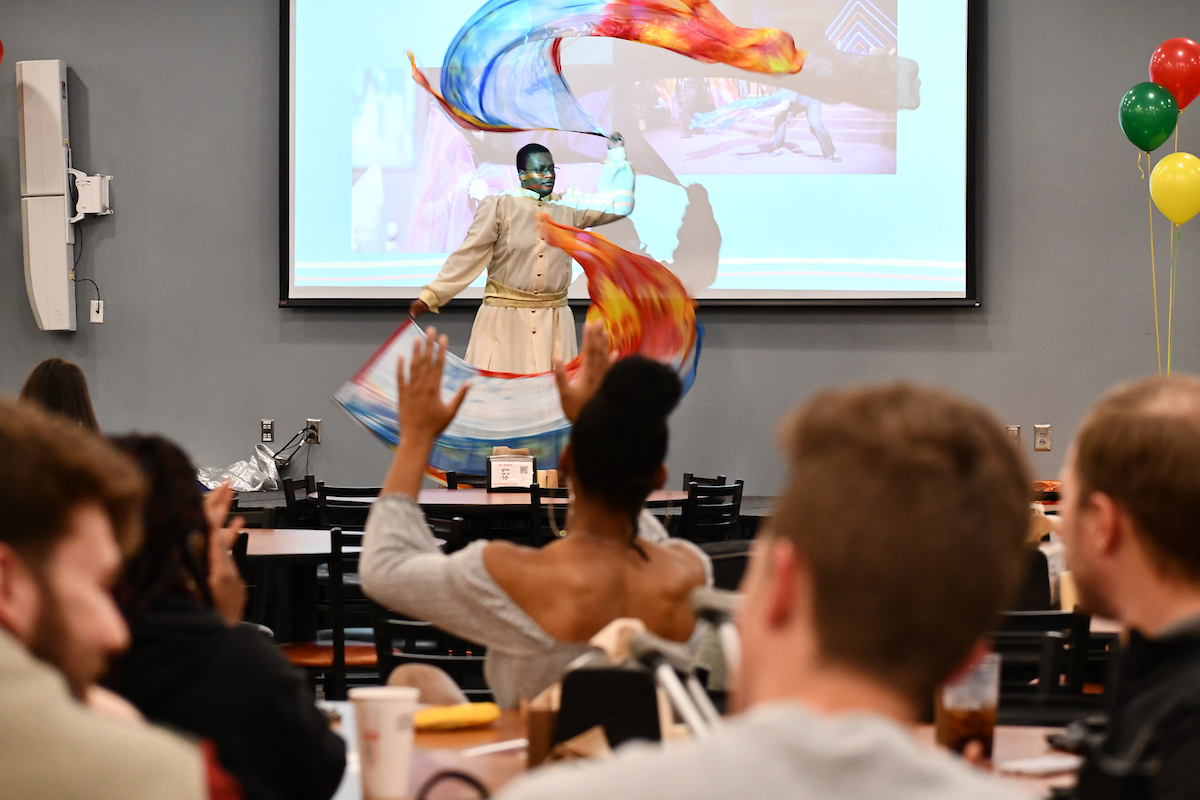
[445,472,487,490]
[993,610,1102,725]
[530,484,570,546]
[679,480,745,543]
[281,476,318,527]
[699,540,751,591]
[371,602,490,701]
[316,482,378,531]
[279,527,378,700]
[426,514,467,553]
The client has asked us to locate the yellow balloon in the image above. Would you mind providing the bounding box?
[1151,152,1200,225]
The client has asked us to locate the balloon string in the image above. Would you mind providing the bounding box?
[1150,191,1162,374]
[1168,224,1178,375]
[1138,151,1145,179]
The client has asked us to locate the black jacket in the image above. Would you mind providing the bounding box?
[116,596,346,800]
[1075,623,1200,800]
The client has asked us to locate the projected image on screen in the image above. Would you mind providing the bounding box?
[288,0,968,303]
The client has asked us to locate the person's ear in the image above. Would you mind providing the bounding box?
[764,538,808,631]
[652,463,667,491]
[1087,491,1124,557]
[0,543,41,646]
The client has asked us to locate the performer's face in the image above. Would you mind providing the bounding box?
[519,152,556,198]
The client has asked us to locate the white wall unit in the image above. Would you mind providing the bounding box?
[17,59,76,332]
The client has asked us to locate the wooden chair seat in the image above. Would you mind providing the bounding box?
[280,642,379,668]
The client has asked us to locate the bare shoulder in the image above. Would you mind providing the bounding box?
[481,539,549,588]
[646,539,708,591]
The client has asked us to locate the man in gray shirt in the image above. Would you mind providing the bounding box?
[497,383,1033,800]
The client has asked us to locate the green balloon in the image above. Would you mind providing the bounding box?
[1120,82,1179,152]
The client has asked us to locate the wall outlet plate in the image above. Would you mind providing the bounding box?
[306,418,322,444]
[1006,425,1021,445]
[261,419,274,443]
[1034,424,1051,451]
[89,299,104,323]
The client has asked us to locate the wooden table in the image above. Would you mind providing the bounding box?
[914,724,1078,796]
[313,488,688,510]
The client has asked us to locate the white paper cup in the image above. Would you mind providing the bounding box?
[349,686,420,800]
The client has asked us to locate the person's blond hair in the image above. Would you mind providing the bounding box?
[1074,374,1200,579]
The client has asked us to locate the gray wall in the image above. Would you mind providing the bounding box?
[2,1,1197,493]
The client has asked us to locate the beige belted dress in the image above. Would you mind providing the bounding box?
[418,147,634,374]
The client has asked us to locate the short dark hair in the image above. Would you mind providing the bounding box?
[571,356,682,521]
[20,357,99,431]
[770,383,1030,704]
[0,396,145,564]
[1073,374,1200,580]
[516,143,551,172]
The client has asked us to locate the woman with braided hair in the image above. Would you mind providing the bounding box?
[360,323,711,708]
[107,435,346,800]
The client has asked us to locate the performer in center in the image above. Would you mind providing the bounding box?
[409,133,634,374]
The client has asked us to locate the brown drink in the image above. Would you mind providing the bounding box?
[936,705,997,759]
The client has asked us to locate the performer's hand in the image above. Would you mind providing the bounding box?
[409,298,430,319]
[607,131,624,148]
[397,326,471,443]
[554,320,616,423]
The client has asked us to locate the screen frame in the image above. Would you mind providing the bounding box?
[278,0,982,309]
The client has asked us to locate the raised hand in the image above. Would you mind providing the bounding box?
[554,320,616,423]
[409,298,430,319]
[397,326,471,443]
[208,520,247,627]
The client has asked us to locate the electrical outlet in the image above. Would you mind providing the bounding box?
[1006,425,1021,446]
[261,419,274,443]
[1034,424,1051,451]
[89,300,104,323]
[306,418,322,444]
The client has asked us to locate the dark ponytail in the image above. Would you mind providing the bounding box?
[570,357,682,556]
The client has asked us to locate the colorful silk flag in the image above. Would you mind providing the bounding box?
[410,0,806,135]
[335,217,702,475]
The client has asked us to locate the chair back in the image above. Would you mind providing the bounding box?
[446,471,487,490]
[999,610,1091,694]
[371,602,490,700]
[281,476,318,527]
[1009,549,1053,611]
[682,473,727,490]
[426,515,467,553]
[680,480,744,543]
[316,482,378,530]
[327,526,366,700]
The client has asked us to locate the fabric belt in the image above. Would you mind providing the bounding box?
[482,279,567,309]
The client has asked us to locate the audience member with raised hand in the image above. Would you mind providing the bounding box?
[0,399,241,800]
[497,383,1032,800]
[1056,375,1200,800]
[20,356,100,431]
[108,435,346,800]
[360,326,711,708]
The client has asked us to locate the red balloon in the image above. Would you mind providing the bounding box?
[0,40,4,66]
[1150,37,1200,111]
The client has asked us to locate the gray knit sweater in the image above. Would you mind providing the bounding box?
[359,494,712,708]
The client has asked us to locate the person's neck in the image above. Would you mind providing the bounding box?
[747,660,916,725]
[564,493,635,547]
[1114,564,1200,637]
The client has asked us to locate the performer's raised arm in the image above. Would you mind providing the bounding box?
[411,196,501,317]
[559,133,636,229]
